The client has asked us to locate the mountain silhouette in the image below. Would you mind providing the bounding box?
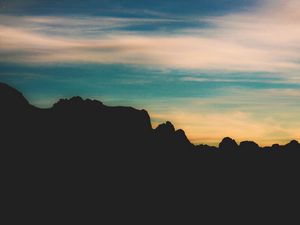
[1,82,299,153]
[1,82,300,222]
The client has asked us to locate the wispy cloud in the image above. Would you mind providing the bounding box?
[1,0,300,74]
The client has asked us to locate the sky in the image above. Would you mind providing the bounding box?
[1,0,300,146]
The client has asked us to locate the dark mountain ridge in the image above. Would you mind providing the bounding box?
[1,82,299,153]
[2,82,300,222]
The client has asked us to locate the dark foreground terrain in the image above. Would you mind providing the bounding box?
[1,82,300,223]
[1,82,299,154]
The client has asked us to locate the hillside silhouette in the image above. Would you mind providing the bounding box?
[1,82,300,222]
[1,82,299,153]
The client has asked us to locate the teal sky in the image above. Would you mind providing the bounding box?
[1,0,300,146]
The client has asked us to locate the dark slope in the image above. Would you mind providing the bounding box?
[1,82,300,223]
[0,82,31,110]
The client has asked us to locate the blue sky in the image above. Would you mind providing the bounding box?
[1,0,300,146]
[0,0,256,16]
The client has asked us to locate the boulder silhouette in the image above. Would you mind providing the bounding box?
[219,137,239,151]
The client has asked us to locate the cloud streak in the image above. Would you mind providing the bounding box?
[0,0,300,74]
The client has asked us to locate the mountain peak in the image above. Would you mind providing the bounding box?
[52,96,104,110]
[155,121,175,133]
[219,137,239,151]
[285,140,300,149]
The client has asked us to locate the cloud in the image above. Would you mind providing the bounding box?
[1,0,300,74]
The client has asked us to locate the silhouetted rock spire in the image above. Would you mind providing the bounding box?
[155,121,175,137]
[174,129,193,148]
[219,137,239,151]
